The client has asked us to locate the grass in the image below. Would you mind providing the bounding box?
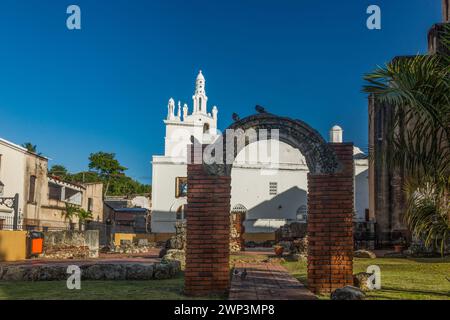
[282,256,450,300]
[0,273,223,300]
[2,255,449,300]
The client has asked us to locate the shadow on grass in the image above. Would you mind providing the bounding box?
[0,272,225,300]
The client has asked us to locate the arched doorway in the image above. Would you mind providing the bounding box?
[185,110,354,296]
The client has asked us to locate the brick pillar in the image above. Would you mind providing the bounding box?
[185,149,231,296]
[307,143,354,294]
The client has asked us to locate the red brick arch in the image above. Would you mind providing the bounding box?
[185,112,354,296]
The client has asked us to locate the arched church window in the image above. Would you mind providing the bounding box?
[203,123,210,134]
[199,97,202,109]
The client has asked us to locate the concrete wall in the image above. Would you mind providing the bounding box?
[83,183,104,221]
[0,230,27,261]
[114,232,172,246]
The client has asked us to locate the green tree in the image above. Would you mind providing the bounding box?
[88,152,127,197]
[363,26,449,254]
[62,203,78,226]
[22,142,37,153]
[48,165,69,178]
[77,208,93,231]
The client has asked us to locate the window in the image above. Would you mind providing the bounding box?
[269,182,278,195]
[175,177,188,197]
[42,226,49,232]
[88,198,93,212]
[203,123,210,133]
[0,219,4,230]
[48,182,62,201]
[28,175,36,203]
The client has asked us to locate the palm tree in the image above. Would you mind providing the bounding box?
[22,142,37,153]
[62,203,78,229]
[363,26,449,254]
[77,208,93,231]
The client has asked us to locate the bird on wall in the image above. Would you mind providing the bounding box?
[232,112,240,122]
[255,105,267,113]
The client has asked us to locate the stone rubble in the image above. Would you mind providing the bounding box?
[0,260,181,281]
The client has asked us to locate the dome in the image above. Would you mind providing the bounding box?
[331,125,342,131]
[196,70,205,81]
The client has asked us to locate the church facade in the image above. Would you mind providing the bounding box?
[151,71,369,240]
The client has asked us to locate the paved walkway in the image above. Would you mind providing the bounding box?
[229,262,317,300]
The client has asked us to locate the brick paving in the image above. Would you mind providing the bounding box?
[229,262,317,300]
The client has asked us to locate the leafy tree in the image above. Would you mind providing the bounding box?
[88,152,127,197]
[48,165,69,178]
[51,152,150,198]
[363,26,449,254]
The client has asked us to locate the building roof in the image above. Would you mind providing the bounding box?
[48,176,86,190]
[0,137,49,160]
[113,207,148,213]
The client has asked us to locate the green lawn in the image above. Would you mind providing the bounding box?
[2,256,449,300]
[282,256,450,300]
[0,274,222,300]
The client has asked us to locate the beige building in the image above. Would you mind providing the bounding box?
[0,137,103,230]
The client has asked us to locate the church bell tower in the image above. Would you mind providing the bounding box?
[192,70,208,114]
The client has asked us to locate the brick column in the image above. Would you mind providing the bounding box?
[185,152,231,296]
[307,143,354,294]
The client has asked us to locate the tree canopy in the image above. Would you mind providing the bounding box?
[48,152,150,197]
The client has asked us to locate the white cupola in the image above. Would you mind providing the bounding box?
[329,125,343,143]
[192,70,208,114]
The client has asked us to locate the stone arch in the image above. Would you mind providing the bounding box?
[169,198,187,220]
[185,110,354,296]
[203,112,343,176]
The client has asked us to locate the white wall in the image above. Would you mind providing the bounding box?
[151,158,187,233]
[0,139,27,221]
[355,160,369,221]
[231,140,309,233]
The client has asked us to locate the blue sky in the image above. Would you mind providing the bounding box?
[0,0,442,183]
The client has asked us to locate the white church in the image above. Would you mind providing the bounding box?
[151,71,369,242]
